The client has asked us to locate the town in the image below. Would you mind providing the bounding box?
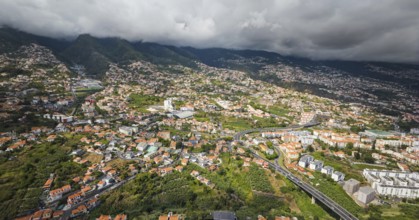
[1,41,418,220]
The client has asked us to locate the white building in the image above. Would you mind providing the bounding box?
[321,166,334,175]
[44,113,74,123]
[299,112,316,125]
[331,171,345,182]
[363,169,419,198]
[164,99,174,112]
[309,160,323,171]
[118,126,138,136]
[298,155,314,168]
[357,186,375,204]
[343,179,360,195]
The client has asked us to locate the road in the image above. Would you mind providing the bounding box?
[231,123,358,220]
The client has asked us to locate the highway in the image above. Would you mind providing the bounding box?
[231,123,358,220]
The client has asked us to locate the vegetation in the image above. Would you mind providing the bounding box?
[311,152,364,182]
[247,164,275,193]
[90,153,334,219]
[0,135,85,219]
[128,93,163,113]
[311,173,363,216]
[0,113,57,133]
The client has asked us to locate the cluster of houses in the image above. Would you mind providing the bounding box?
[363,169,419,199]
[15,209,64,220]
[298,155,345,182]
[262,130,315,147]
[96,214,127,220]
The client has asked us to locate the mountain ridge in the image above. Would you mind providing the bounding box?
[2,27,419,77]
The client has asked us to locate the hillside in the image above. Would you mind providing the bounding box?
[1,27,418,116]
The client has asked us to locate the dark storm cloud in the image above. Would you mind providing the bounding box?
[0,0,418,63]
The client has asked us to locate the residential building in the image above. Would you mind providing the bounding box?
[308,160,323,171]
[331,171,345,182]
[363,169,419,198]
[298,155,314,168]
[357,186,376,204]
[321,166,334,175]
[343,179,360,195]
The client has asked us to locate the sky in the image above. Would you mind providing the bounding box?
[1,0,419,63]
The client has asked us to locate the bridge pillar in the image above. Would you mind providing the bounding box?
[311,196,315,204]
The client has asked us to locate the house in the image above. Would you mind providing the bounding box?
[170,141,177,149]
[42,209,52,219]
[321,166,334,175]
[159,212,181,220]
[298,155,314,168]
[67,191,83,205]
[259,143,274,155]
[357,186,376,204]
[52,210,64,219]
[114,214,128,220]
[49,185,71,201]
[71,204,87,217]
[334,151,346,158]
[86,197,99,209]
[81,185,92,195]
[331,171,345,182]
[105,153,112,161]
[175,165,184,172]
[160,167,173,176]
[181,158,189,166]
[46,135,56,142]
[32,210,44,220]
[97,215,112,220]
[308,160,323,171]
[43,177,54,190]
[190,170,200,177]
[119,126,138,136]
[157,131,171,140]
[97,180,106,189]
[136,142,148,151]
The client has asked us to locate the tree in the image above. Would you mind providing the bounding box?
[307,145,314,152]
[354,152,361,160]
[363,154,375,164]
[346,142,354,149]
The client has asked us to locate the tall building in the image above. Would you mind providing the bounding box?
[164,99,174,112]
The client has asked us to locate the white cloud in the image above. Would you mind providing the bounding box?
[0,0,418,63]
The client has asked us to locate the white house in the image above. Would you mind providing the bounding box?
[321,166,334,175]
[119,126,138,136]
[298,155,314,168]
[331,171,345,182]
[309,160,323,171]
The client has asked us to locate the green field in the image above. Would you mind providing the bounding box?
[128,93,163,113]
[92,153,334,219]
[0,134,86,219]
[221,116,254,131]
[311,172,363,216]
